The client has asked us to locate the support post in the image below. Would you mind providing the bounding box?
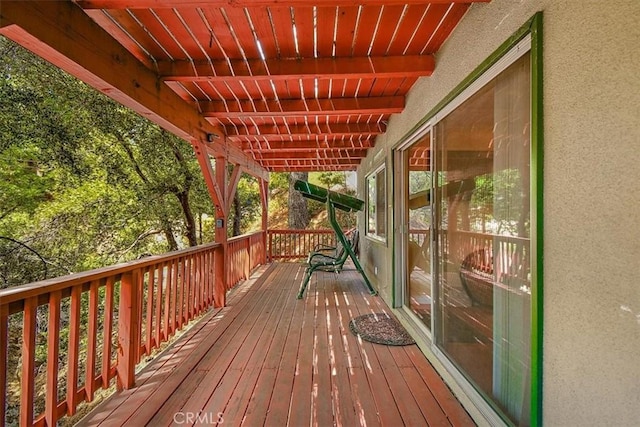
[259,178,269,263]
[117,270,140,390]
[214,156,228,307]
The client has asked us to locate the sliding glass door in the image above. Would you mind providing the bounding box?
[397,45,532,425]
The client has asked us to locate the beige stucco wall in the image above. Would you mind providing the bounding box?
[357,0,640,425]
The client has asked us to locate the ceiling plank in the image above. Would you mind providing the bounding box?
[258,158,359,170]
[0,0,268,181]
[252,149,368,160]
[226,123,385,139]
[242,139,375,151]
[77,1,489,9]
[159,56,434,81]
[201,97,404,118]
[269,167,356,172]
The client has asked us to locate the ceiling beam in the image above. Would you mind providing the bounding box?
[201,97,404,119]
[226,123,385,140]
[77,1,488,9]
[159,56,434,82]
[242,139,374,151]
[0,0,267,182]
[251,149,368,160]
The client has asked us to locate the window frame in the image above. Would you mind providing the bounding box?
[365,162,387,242]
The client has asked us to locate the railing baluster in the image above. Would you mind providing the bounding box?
[66,285,81,415]
[45,291,61,426]
[177,257,185,329]
[86,280,99,402]
[201,252,206,311]
[136,270,145,364]
[102,277,114,389]
[195,254,201,315]
[156,263,164,346]
[170,258,177,336]
[146,267,155,354]
[20,296,37,426]
[186,256,192,322]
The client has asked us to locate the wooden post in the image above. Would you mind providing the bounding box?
[259,178,269,263]
[214,156,228,307]
[117,270,140,390]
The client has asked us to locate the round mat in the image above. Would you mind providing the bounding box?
[349,313,415,346]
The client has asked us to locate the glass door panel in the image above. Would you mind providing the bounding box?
[405,132,433,331]
[434,53,532,425]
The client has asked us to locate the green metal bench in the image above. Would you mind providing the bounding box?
[294,180,376,299]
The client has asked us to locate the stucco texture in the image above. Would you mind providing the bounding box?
[358,0,640,425]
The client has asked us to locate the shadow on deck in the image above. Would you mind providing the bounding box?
[79,262,475,426]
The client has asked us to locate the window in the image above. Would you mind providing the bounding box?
[366,165,386,240]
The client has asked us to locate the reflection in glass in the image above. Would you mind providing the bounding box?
[434,53,532,425]
[406,132,432,330]
[367,168,386,238]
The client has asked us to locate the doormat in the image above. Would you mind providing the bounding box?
[349,313,415,346]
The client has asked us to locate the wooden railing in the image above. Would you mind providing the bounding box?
[0,242,222,427]
[267,229,336,261]
[226,231,266,289]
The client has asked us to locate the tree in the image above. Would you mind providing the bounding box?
[0,36,214,286]
[288,172,310,229]
[317,171,346,189]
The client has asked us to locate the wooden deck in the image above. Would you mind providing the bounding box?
[79,262,475,427]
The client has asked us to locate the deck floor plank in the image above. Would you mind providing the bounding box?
[182,266,287,423]
[241,263,300,426]
[310,271,337,427]
[284,268,317,427]
[345,274,407,426]
[330,278,381,426]
[78,263,475,427]
[262,265,308,426]
[325,276,359,427]
[219,264,298,425]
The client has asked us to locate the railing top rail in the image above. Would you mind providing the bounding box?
[227,230,264,243]
[268,229,335,234]
[0,241,221,304]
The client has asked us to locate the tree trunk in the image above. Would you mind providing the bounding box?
[232,191,241,236]
[176,190,198,247]
[288,172,310,229]
[169,138,198,247]
[161,217,179,251]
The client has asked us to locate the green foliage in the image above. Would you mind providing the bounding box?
[314,171,346,189]
[228,173,261,237]
[0,36,214,287]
